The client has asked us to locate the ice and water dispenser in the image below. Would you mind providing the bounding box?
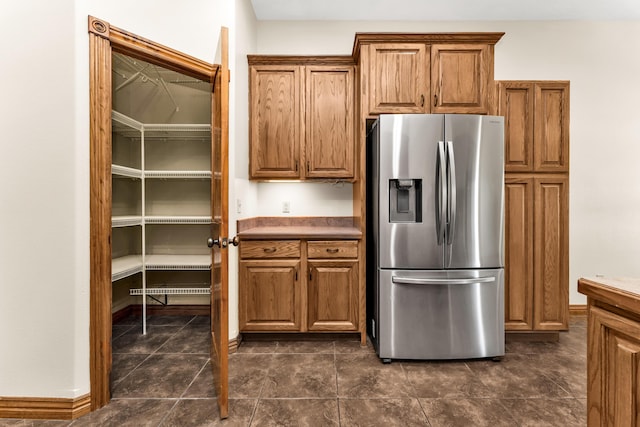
[389,179,422,222]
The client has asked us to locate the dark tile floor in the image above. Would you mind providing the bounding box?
[1,316,587,426]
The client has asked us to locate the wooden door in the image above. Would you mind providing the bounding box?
[431,44,490,114]
[368,43,429,114]
[249,65,301,179]
[307,259,358,331]
[499,82,535,172]
[210,27,229,419]
[305,65,355,179]
[504,176,534,330]
[534,82,570,172]
[533,175,569,330]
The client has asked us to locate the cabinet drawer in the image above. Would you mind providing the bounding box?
[240,240,300,259]
[307,241,358,259]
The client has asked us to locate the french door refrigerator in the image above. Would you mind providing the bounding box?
[367,114,505,361]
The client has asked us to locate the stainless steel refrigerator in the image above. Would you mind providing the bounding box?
[367,114,505,361]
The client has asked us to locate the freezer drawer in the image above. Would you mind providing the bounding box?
[374,268,504,360]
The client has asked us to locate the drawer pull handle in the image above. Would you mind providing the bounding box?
[326,248,339,253]
[263,247,277,253]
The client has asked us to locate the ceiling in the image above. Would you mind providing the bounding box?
[250,0,640,21]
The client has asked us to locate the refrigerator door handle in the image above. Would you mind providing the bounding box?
[436,141,447,245]
[392,276,496,285]
[446,140,456,245]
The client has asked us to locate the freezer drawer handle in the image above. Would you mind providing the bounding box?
[391,276,496,285]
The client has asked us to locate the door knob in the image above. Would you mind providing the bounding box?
[207,238,221,248]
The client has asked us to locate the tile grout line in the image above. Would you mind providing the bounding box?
[334,344,342,426]
[155,399,181,427]
[111,352,155,392]
[247,348,274,426]
[153,357,211,426]
[400,362,431,425]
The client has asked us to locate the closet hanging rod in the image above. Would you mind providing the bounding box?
[114,64,159,92]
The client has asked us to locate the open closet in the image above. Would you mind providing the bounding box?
[89,17,230,418]
[111,52,213,333]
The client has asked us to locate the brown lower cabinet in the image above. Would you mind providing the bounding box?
[239,239,359,333]
[308,259,358,331]
[505,174,569,331]
[578,277,640,426]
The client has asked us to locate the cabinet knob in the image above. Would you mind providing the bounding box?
[420,94,425,107]
[434,94,438,107]
[263,247,277,253]
[207,238,221,248]
[326,248,339,253]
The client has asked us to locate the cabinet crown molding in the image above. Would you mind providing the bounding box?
[247,55,355,66]
[352,32,505,58]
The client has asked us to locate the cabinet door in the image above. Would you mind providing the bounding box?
[504,176,534,330]
[534,82,570,172]
[499,82,535,172]
[249,65,301,179]
[533,175,569,330]
[305,66,355,179]
[307,260,358,331]
[368,43,429,114]
[239,259,301,331]
[588,306,640,426]
[431,44,490,114]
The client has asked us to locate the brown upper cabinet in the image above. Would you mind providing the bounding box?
[431,44,491,113]
[368,43,429,114]
[499,81,570,172]
[356,33,503,116]
[249,64,301,179]
[248,57,355,180]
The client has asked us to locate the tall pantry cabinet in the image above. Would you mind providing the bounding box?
[111,52,213,333]
[499,81,570,332]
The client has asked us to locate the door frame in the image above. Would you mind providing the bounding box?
[88,16,222,411]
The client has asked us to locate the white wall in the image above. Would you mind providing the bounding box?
[254,20,640,306]
[0,0,233,399]
[255,182,353,216]
[228,0,258,339]
[0,0,81,398]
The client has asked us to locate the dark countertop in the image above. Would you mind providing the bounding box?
[237,216,362,240]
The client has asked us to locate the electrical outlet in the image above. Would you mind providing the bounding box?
[236,199,242,214]
[282,201,290,213]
